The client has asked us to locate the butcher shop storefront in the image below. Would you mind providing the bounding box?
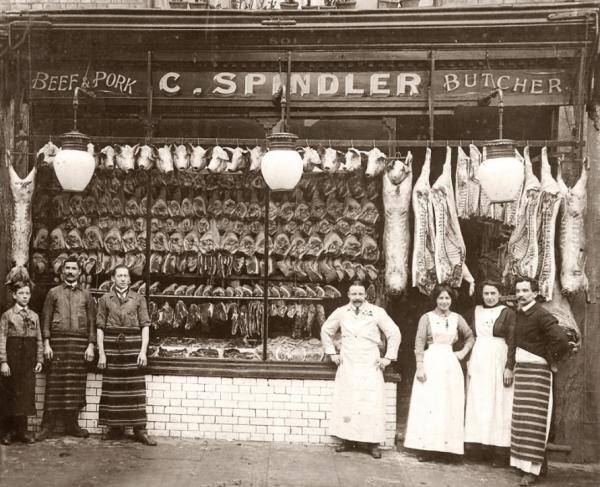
[0,5,596,452]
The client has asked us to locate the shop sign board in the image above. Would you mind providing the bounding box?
[30,67,574,105]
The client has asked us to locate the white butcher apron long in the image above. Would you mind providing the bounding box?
[321,305,400,444]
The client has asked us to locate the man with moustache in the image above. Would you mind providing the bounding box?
[96,264,156,446]
[509,277,569,486]
[37,256,96,440]
[321,281,401,459]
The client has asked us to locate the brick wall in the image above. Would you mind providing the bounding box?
[31,373,398,447]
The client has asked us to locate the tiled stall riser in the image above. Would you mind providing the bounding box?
[31,374,397,447]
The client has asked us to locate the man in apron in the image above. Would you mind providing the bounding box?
[37,257,96,441]
[96,265,155,446]
[510,277,569,486]
[321,282,401,459]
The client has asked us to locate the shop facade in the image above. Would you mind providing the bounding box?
[1,5,600,458]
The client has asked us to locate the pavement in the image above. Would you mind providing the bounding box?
[0,437,598,487]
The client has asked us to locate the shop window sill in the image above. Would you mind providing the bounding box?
[147,356,402,382]
[169,1,209,8]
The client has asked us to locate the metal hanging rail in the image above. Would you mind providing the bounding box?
[26,136,582,148]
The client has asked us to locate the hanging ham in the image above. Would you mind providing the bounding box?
[431,147,475,293]
[382,153,412,294]
[557,156,589,295]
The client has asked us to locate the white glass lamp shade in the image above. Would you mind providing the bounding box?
[479,141,524,203]
[54,131,96,192]
[261,132,303,191]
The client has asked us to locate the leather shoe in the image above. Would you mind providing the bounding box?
[134,432,157,446]
[34,425,53,442]
[335,440,353,453]
[15,432,35,444]
[0,433,11,445]
[102,427,124,441]
[519,473,537,486]
[66,425,89,438]
[370,445,382,459]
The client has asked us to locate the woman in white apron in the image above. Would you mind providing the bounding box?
[404,284,474,461]
[464,281,515,466]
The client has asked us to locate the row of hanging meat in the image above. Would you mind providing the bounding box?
[37,140,389,175]
[147,299,327,340]
[31,169,383,287]
[382,145,588,300]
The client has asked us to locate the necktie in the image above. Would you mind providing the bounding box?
[19,309,33,329]
[354,307,360,316]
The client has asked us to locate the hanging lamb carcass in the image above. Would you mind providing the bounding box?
[5,156,36,285]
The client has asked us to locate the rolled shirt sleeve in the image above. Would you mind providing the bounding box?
[95,295,108,330]
[414,314,429,365]
[41,289,56,340]
[137,295,151,328]
[85,291,96,343]
[320,308,342,355]
[456,315,475,359]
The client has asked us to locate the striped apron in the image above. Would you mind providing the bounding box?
[510,348,552,474]
[44,334,88,411]
[98,327,147,428]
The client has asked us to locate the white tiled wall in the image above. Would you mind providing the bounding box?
[30,374,397,447]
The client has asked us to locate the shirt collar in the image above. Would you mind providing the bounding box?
[14,303,28,313]
[110,288,132,300]
[347,302,368,312]
[63,280,79,290]
[520,300,536,314]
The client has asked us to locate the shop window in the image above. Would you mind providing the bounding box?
[30,114,387,364]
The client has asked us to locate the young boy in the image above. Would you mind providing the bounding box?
[0,281,43,444]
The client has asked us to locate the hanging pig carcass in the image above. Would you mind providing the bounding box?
[505,146,541,285]
[431,147,475,294]
[535,147,563,301]
[411,148,437,295]
[557,157,589,295]
[383,153,413,294]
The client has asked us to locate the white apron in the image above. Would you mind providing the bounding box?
[404,312,465,454]
[464,305,514,447]
[330,316,386,443]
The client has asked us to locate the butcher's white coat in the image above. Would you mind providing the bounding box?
[320,303,401,443]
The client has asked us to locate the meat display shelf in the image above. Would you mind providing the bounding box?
[147,273,348,283]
